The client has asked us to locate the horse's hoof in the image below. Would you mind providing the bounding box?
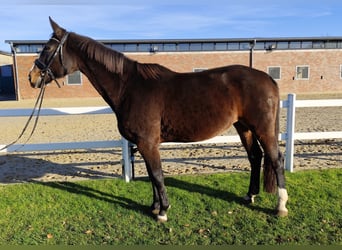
[277,210,288,217]
[151,205,170,215]
[151,208,160,215]
[157,214,168,223]
[243,194,255,204]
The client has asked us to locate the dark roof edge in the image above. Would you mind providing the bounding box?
[5,36,342,45]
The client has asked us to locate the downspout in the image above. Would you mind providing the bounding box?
[249,39,256,68]
[9,42,20,101]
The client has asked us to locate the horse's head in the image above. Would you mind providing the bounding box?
[28,17,76,88]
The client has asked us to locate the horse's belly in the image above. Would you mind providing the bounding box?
[161,111,235,143]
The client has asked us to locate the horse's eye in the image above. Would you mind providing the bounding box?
[42,46,53,52]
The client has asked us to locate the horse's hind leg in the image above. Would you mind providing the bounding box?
[234,122,263,203]
[259,137,288,217]
[274,151,288,217]
[136,141,170,222]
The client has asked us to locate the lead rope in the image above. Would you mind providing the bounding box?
[0,33,69,153]
[0,83,46,152]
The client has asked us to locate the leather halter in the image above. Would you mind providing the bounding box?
[34,32,69,88]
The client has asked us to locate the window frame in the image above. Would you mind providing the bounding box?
[163,43,177,51]
[214,42,227,51]
[66,71,82,85]
[193,68,208,72]
[295,65,310,80]
[267,66,281,80]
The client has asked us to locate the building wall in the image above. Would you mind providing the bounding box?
[253,49,342,94]
[16,55,98,99]
[0,53,12,65]
[15,49,342,99]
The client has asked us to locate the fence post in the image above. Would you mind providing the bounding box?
[121,137,133,182]
[285,93,296,172]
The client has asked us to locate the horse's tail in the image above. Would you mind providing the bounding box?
[263,77,280,194]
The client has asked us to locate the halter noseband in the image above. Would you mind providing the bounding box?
[34,32,69,88]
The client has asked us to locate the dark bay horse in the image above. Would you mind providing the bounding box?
[29,18,288,222]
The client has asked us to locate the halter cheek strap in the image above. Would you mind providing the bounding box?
[34,32,69,88]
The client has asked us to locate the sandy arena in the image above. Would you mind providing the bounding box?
[0,95,341,184]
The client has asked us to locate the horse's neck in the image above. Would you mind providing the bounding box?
[70,40,134,110]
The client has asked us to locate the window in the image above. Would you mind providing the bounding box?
[338,41,342,49]
[151,44,162,52]
[326,41,337,49]
[202,43,214,51]
[124,44,137,52]
[254,42,265,50]
[164,43,176,51]
[111,44,124,52]
[313,41,324,49]
[265,42,276,50]
[268,66,281,80]
[276,42,289,49]
[32,45,44,53]
[193,68,207,72]
[178,43,189,51]
[189,43,202,51]
[295,66,309,80]
[67,71,82,85]
[215,42,227,50]
[15,44,44,53]
[227,42,239,50]
[239,42,250,50]
[138,44,151,52]
[302,41,313,49]
[289,41,301,49]
[15,45,29,53]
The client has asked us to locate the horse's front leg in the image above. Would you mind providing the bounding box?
[244,139,263,204]
[150,183,161,215]
[137,142,170,222]
[234,123,262,204]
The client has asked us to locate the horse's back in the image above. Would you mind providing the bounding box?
[164,64,279,115]
[159,65,278,142]
[209,64,278,93]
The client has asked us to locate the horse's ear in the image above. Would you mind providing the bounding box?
[49,17,66,39]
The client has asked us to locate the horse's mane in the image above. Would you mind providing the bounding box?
[73,32,127,75]
[137,63,172,80]
[71,32,171,80]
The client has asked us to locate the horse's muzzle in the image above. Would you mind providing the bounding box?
[32,76,43,89]
[28,66,45,88]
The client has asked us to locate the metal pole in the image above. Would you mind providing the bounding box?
[285,93,296,172]
[121,137,132,182]
[249,39,256,68]
[9,42,20,101]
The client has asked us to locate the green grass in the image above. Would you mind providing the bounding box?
[0,169,341,245]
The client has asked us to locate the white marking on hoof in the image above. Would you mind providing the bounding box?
[157,214,168,223]
[243,194,256,203]
[277,188,288,217]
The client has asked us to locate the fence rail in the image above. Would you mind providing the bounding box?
[0,94,341,182]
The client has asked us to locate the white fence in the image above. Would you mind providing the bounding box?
[0,93,341,182]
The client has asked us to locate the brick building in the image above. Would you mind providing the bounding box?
[5,37,342,100]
